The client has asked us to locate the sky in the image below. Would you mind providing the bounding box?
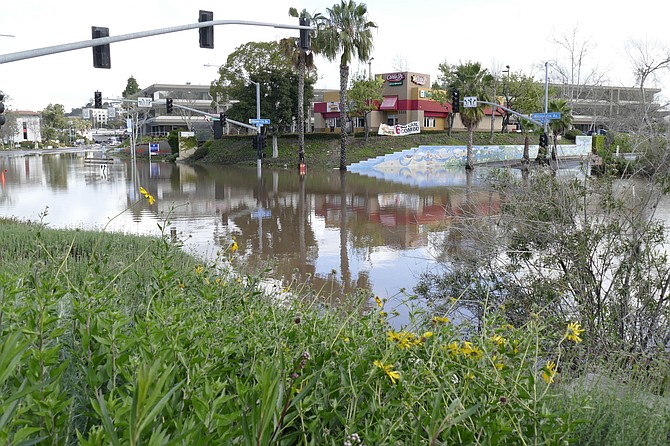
[1,0,668,113]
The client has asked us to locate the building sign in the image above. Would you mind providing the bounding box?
[389,81,404,86]
[385,73,405,82]
[326,101,340,112]
[411,74,428,85]
[378,121,421,136]
[419,89,433,98]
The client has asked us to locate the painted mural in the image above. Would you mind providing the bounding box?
[348,136,593,187]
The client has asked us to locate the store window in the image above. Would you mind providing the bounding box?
[326,118,338,132]
[423,117,436,128]
[387,114,398,126]
[352,117,365,128]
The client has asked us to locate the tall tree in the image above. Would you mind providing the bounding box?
[625,38,670,129]
[285,7,320,166]
[41,103,68,141]
[122,76,141,98]
[453,62,493,169]
[347,72,384,142]
[548,99,573,161]
[209,41,292,107]
[315,0,376,171]
[225,68,314,135]
[432,62,458,136]
[504,72,545,165]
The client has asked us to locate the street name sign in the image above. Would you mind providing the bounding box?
[463,96,477,108]
[249,118,271,125]
[137,97,152,108]
[531,112,561,122]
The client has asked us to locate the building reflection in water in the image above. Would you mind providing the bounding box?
[0,152,502,323]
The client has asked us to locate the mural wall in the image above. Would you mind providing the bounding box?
[348,136,593,187]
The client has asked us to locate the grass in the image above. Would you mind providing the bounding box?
[2,206,670,444]
[190,131,544,169]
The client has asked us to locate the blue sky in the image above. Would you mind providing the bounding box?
[0,0,666,112]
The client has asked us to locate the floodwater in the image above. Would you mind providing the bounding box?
[0,147,506,325]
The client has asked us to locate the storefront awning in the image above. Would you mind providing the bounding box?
[380,96,398,111]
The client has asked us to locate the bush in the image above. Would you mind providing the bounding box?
[167,130,179,154]
[564,129,583,141]
[592,134,606,152]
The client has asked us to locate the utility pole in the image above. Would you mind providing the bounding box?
[544,62,549,134]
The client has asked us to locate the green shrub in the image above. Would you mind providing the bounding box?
[593,134,605,152]
[167,130,179,154]
[564,128,583,140]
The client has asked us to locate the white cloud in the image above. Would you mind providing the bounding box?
[1,0,668,112]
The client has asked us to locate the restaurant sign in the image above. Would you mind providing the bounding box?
[385,72,405,86]
[411,74,428,85]
[378,121,421,136]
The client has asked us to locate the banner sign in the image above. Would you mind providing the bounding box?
[378,121,421,136]
[411,74,428,85]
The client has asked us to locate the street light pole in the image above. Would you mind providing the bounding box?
[204,63,262,173]
[368,57,374,80]
[544,62,549,134]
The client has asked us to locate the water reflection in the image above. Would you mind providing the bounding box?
[0,150,502,324]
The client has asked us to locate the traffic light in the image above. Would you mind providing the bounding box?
[0,94,5,127]
[252,134,259,150]
[219,112,226,125]
[199,10,214,49]
[451,89,460,113]
[94,91,102,108]
[91,26,111,69]
[166,98,173,114]
[539,133,548,147]
[299,17,311,50]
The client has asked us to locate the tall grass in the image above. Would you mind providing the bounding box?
[1,215,670,444]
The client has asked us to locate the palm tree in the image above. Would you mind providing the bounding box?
[285,8,319,167]
[315,0,376,171]
[548,99,573,161]
[452,62,493,169]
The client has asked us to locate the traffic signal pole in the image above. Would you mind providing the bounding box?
[0,19,313,65]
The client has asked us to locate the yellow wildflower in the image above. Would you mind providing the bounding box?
[432,316,450,324]
[387,331,401,342]
[542,360,558,384]
[139,186,155,205]
[195,265,204,275]
[492,355,505,370]
[490,334,506,346]
[374,296,383,308]
[446,341,460,356]
[386,330,424,349]
[422,332,433,341]
[565,322,584,343]
[230,239,239,253]
[373,360,401,384]
[460,341,482,359]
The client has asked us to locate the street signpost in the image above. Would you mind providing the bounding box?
[463,96,477,108]
[137,97,152,108]
[530,112,561,124]
[249,118,271,126]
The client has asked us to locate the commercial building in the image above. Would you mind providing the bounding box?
[135,83,219,138]
[7,111,41,144]
[313,71,503,134]
[552,83,669,133]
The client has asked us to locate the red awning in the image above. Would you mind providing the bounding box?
[380,96,398,110]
